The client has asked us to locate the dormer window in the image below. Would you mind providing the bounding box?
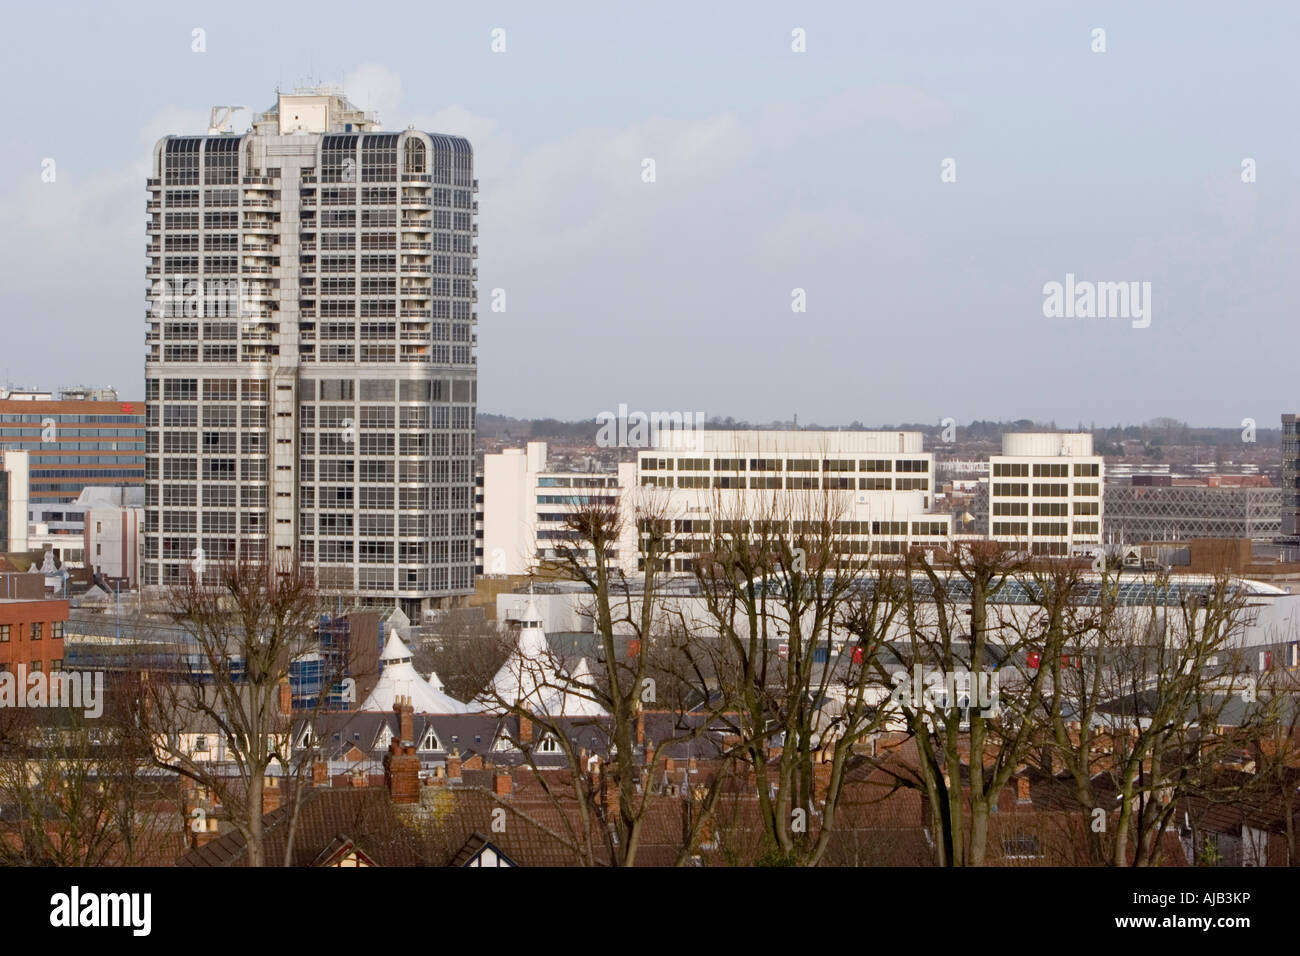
[419,728,440,751]
[538,735,560,754]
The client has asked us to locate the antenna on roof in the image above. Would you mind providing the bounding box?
[208,107,245,134]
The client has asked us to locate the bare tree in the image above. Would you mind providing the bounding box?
[482,490,734,866]
[874,542,1062,866]
[0,680,178,866]
[132,559,342,867]
[1030,565,1256,865]
[691,483,901,866]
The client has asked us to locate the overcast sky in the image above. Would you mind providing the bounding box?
[1,1,1296,428]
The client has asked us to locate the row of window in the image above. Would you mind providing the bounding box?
[993,462,1100,477]
[641,457,930,473]
[0,622,65,641]
[992,483,1101,497]
[993,501,1100,516]
[991,522,1102,537]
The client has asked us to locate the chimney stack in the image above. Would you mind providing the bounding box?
[1016,776,1031,804]
[494,769,513,797]
[278,677,292,716]
[312,760,329,787]
[385,741,421,804]
[447,748,462,782]
[519,713,532,745]
[395,695,415,745]
[261,775,281,815]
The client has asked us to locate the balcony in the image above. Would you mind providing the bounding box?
[400,240,431,251]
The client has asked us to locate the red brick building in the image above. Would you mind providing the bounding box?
[0,598,68,674]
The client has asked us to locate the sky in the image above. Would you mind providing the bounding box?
[0,0,1296,429]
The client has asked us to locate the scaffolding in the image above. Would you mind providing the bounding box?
[1103,485,1280,543]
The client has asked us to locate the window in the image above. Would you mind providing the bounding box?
[31,623,42,641]
[0,625,8,643]
[538,735,560,754]
[1002,835,1043,859]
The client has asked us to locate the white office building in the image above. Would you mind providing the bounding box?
[476,441,623,576]
[623,429,952,573]
[987,433,1104,556]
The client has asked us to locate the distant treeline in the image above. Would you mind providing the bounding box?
[477,413,1279,448]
